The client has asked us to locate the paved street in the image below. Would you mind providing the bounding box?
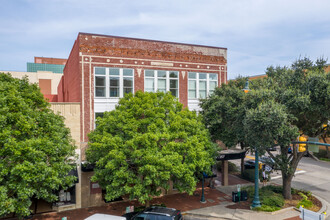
[237,152,330,220]
[271,156,330,220]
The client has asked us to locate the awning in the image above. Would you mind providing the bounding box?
[216,149,247,161]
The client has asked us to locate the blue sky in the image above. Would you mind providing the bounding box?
[1,0,330,79]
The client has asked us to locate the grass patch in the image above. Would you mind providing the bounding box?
[243,185,285,212]
[320,158,330,162]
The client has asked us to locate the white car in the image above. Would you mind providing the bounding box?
[85,214,126,220]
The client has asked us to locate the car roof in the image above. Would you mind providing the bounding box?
[144,207,179,216]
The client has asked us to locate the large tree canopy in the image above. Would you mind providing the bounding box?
[201,58,330,199]
[86,91,216,205]
[0,73,76,218]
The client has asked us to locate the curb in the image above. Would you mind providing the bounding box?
[182,213,234,220]
[313,194,329,217]
[269,206,295,215]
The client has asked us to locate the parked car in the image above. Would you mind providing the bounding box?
[123,206,183,220]
[244,156,279,170]
[85,214,126,220]
[243,160,256,169]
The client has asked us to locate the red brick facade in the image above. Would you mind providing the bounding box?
[35,56,67,65]
[59,32,227,143]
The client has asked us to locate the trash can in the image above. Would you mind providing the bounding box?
[232,191,239,202]
[240,190,247,201]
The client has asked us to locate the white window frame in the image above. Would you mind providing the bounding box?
[144,69,179,98]
[94,67,134,98]
[188,72,218,99]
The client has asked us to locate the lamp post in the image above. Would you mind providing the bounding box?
[243,79,261,208]
[200,173,206,203]
[251,147,261,208]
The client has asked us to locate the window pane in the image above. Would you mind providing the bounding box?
[209,81,217,91]
[110,88,119,97]
[170,89,178,97]
[95,76,105,86]
[145,70,154,77]
[123,69,133,76]
[134,213,147,220]
[188,90,196,98]
[199,73,207,79]
[157,70,166,77]
[170,79,178,89]
[95,87,105,97]
[199,90,206,99]
[95,67,106,75]
[110,77,119,86]
[95,112,104,119]
[145,78,154,91]
[124,77,133,87]
[188,72,196,79]
[199,81,206,90]
[209,73,218,80]
[169,71,178,78]
[124,88,133,94]
[189,80,196,89]
[158,79,166,90]
[109,68,119,75]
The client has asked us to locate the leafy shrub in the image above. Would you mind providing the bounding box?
[314,149,327,158]
[253,205,281,212]
[262,185,283,194]
[244,185,285,212]
[262,194,285,207]
[296,192,313,209]
[216,161,238,173]
[242,186,254,198]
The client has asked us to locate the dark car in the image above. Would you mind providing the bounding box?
[124,206,183,220]
[243,160,256,169]
[244,156,279,170]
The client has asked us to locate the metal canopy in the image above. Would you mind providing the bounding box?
[216,149,247,161]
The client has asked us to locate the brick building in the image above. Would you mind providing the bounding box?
[56,32,228,208]
[2,33,228,211]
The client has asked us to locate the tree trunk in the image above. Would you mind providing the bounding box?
[146,200,150,208]
[321,135,330,158]
[282,174,293,200]
[241,158,245,174]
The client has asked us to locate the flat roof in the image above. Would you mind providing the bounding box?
[79,32,227,50]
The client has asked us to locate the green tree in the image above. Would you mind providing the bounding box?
[201,58,330,199]
[0,73,76,218]
[200,78,249,174]
[86,91,215,206]
[263,58,330,199]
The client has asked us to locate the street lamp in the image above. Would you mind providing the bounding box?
[243,79,261,208]
[200,173,206,203]
[251,147,261,208]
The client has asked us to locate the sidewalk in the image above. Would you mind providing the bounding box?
[16,173,329,220]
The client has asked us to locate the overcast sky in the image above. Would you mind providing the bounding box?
[1,0,330,79]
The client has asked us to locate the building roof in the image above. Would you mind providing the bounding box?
[78,32,227,50]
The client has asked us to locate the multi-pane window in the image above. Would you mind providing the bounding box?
[94,112,104,128]
[188,72,218,99]
[144,70,179,97]
[94,67,134,98]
